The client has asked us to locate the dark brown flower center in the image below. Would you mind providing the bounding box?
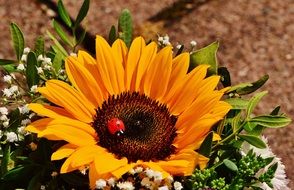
[92,92,177,162]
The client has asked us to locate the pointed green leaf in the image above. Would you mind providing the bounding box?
[250,115,291,128]
[189,41,219,74]
[236,74,269,95]
[223,159,238,172]
[57,0,72,27]
[225,98,248,110]
[34,36,45,56]
[1,144,11,176]
[26,52,39,88]
[2,65,16,73]
[198,132,213,157]
[74,0,90,28]
[238,134,267,149]
[118,9,133,47]
[52,51,64,72]
[246,91,268,119]
[226,82,253,93]
[0,59,16,65]
[10,23,25,61]
[108,25,117,45]
[53,20,74,47]
[47,31,68,57]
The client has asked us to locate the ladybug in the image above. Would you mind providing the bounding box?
[107,118,125,137]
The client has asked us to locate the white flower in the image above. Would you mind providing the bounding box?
[0,115,8,121]
[21,119,31,126]
[17,126,27,135]
[176,44,182,49]
[3,75,12,83]
[95,179,107,189]
[242,136,289,190]
[37,67,44,74]
[174,181,183,190]
[128,168,135,175]
[190,40,197,47]
[153,171,163,181]
[37,55,44,62]
[6,132,18,142]
[19,104,30,114]
[29,113,36,119]
[3,120,9,128]
[43,65,52,71]
[145,168,155,178]
[17,63,25,71]
[23,47,31,54]
[117,181,134,190]
[107,177,116,187]
[9,85,19,93]
[158,186,169,190]
[0,107,8,115]
[134,166,143,173]
[40,185,46,190]
[141,177,151,188]
[3,88,12,97]
[21,54,28,62]
[30,85,38,93]
[158,35,171,46]
[43,57,52,65]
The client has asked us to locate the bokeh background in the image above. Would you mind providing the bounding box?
[0,0,293,188]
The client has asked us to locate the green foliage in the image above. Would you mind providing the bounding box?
[57,0,72,28]
[74,0,90,29]
[199,132,213,157]
[34,36,45,56]
[53,19,74,47]
[26,52,40,88]
[108,25,117,45]
[118,9,133,47]
[10,23,25,61]
[189,41,219,75]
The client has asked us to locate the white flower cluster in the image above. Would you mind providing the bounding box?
[2,85,20,98]
[17,47,31,71]
[158,35,171,46]
[0,107,9,128]
[37,55,53,71]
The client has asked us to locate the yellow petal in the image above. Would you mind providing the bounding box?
[94,154,128,175]
[89,163,112,190]
[51,144,77,160]
[96,35,125,94]
[40,80,95,123]
[112,39,128,68]
[26,118,53,133]
[29,103,73,119]
[60,155,78,174]
[65,56,104,107]
[111,163,136,179]
[70,145,104,168]
[168,52,189,89]
[144,46,172,100]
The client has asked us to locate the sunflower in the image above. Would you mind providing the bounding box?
[26,36,231,189]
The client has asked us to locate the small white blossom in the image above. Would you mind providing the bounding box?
[190,40,197,47]
[117,181,135,190]
[167,175,174,182]
[128,168,135,175]
[9,85,19,95]
[59,69,65,75]
[21,54,28,62]
[17,126,27,135]
[6,132,18,142]
[95,179,107,189]
[17,63,25,71]
[2,88,12,97]
[29,113,36,119]
[43,65,52,71]
[23,47,31,54]
[21,119,31,126]
[158,186,169,190]
[0,115,8,121]
[37,55,44,62]
[174,181,183,190]
[40,185,46,190]
[37,67,44,74]
[134,166,143,173]
[3,120,9,128]
[43,57,52,65]
[107,177,116,187]
[176,44,182,49]
[145,168,155,178]
[70,53,77,57]
[19,104,30,114]
[3,75,12,83]
[153,171,163,181]
[30,85,38,93]
[158,36,164,42]
[0,107,8,115]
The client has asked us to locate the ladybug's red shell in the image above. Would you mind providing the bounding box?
[107,118,125,135]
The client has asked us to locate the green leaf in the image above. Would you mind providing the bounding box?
[34,36,45,57]
[226,82,253,93]
[118,9,133,47]
[250,115,291,128]
[57,0,72,27]
[76,28,87,46]
[225,98,248,110]
[108,25,117,45]
[47,31,68,57]
[3,65,17,73]
[243,121,257,132]
[74,0,90,28]
[53,20,74,47]
[198,132,213,157]
[1,144,11,176]
[2,165,37,181]
[0,59,16,65]
[189,41,219,74]
[52,51,64,72]
[26,52,40,88]
[238,134,267,149]
[10,23,25,61]
[27,171,42,190]
[236,75,269,95]
[246,91,268,119]
[223,159,238,172]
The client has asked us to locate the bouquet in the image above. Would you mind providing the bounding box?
[0,1,291,189]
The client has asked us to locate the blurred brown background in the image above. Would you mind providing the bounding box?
[0,0,293,188]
